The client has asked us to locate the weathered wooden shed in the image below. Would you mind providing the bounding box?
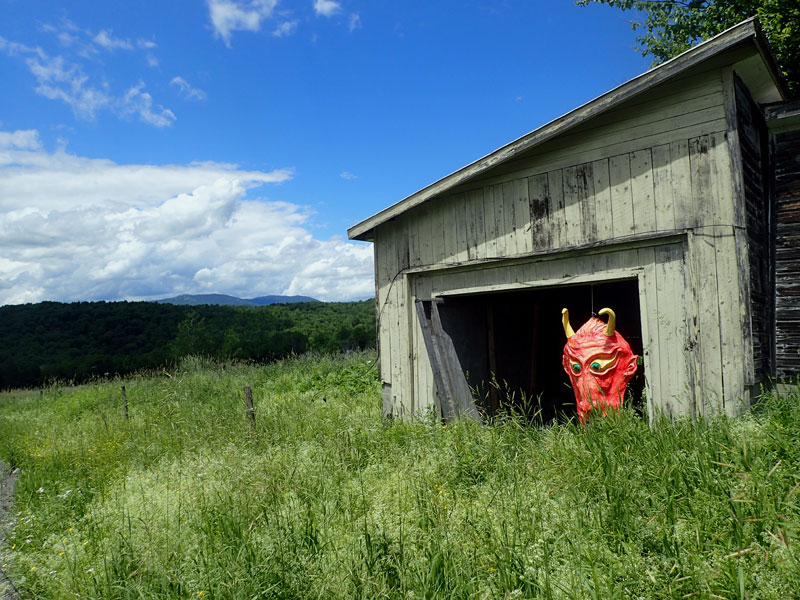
[348,19,800,422]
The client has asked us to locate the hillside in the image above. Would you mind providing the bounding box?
[0,300,374,389]
[0,353,798,598]
[155,293,319,306]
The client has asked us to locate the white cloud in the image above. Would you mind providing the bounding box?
[121,82,176,127]
[0,38,174,126]
[348,13,361,32]
[93,29,134,50]
[339,171,357,180]
[314,0,341,17]
[273,20,299,37]
[0,130,374,304]
[170,76,208,101]
[0,129,42,151]
[207,0,278,45]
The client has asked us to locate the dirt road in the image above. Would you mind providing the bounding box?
[0,461,20,600]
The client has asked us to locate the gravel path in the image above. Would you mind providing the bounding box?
[0,461,20,600]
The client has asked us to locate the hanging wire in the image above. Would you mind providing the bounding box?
[591,283,595,317]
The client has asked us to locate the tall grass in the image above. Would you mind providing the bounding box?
[1,352,799,599]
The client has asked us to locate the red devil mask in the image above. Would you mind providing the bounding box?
[562,307,638,424]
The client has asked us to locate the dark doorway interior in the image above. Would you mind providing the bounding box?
[436,279,644,423]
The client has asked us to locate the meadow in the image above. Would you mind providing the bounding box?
[0,351,799,599]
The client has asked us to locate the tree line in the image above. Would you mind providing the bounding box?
[0,300,376,389]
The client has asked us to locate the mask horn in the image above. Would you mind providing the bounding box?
[561,308,575,338]
[598,307,616,337]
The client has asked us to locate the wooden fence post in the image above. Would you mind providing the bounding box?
[244,386,256,429]
[121,385,129,422]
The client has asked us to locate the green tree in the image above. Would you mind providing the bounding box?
[576,0,799,95]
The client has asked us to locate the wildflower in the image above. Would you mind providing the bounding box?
[30,567,36,572]
[86,568,94,574]
[59,552,65,557]
[37,487,45,494]
[82,541,88,546]
[198,592,205,598]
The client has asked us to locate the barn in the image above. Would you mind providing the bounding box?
[348,18,800,422]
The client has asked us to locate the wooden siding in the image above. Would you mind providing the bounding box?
[773,127,800,377]
[733,74,772,380]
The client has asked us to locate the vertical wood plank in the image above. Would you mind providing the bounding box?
[714,229,745,415]
[548,170,566,249]
[609,153,635,238]
[414,275,435,414]
[418,202,433,268]
[502,181,518,256]
[375,227,395,391]
[630,148,655,235]
[577,162,597,244]
[652,144,676,232]
[454,192,469,263]
[670,140,693,229]
[689,135,713,228]
[483,185,499,259]
[563,165,583,247]
[639,246,663,414]
[467,188,486,261]
[513,178,533,254]
[688,230,722,416]
[430,200,447,265]
[493,183,508,258]
[655,245,692,416]
[529,173,551,251]
[406,212,422,268]
[592,158,614,242]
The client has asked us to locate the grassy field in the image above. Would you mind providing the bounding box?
[0,352,799,599]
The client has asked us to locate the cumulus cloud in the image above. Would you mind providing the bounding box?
[314,0,341,17]
[170,76,207,101]
[0,129,374,305]
[207,0,278,45]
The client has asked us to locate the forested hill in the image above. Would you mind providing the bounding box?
[0,300,375,389]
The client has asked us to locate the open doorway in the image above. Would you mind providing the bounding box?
[434,279,644,423]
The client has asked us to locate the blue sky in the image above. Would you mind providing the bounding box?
[0,0,650,304]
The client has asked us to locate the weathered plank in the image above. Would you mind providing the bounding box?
[466,188,487,261]
[483,184,499,259]
[630,148,655,235]
[454,192,469,263]
[638,246,663,414]
[592,158,614,240]
[669,140,693,229]
[548,170,566,249]
[513,178,533,254]
[651,144,676,232]
[528,172,551,251]
[563,165,583,247]
[577,162,597,244]
[610,153,635,238]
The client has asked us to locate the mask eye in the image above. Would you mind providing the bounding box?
[588,353,618,374]
[571,363,581,374]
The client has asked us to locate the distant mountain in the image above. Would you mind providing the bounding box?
[155,293,319,306]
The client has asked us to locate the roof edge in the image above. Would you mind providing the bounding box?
[348,17,770,242]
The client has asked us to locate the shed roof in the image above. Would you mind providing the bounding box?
[348,18,788,242]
